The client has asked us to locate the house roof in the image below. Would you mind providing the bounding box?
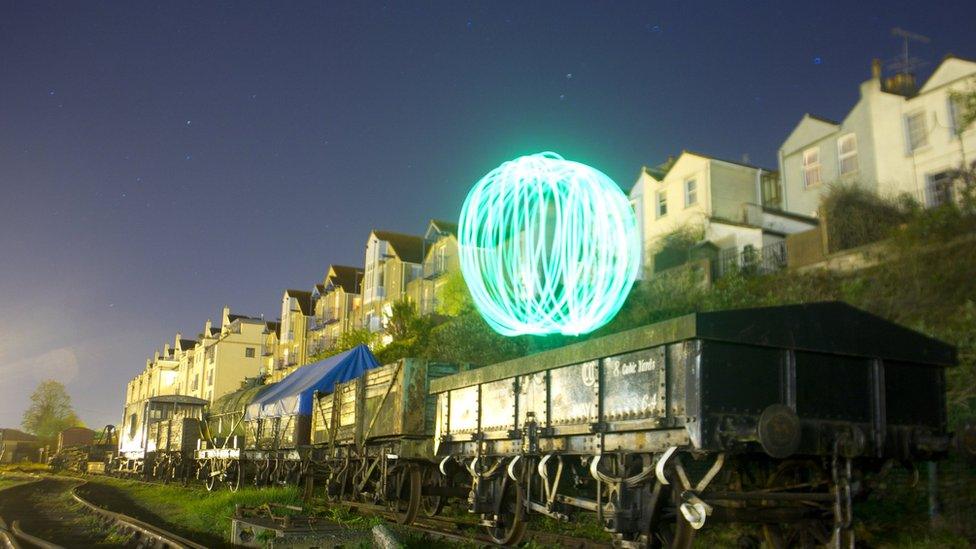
[642,165,667,180]
[326,265,363,294]
[284,289,314,315]
[429,219,458,237]
[179,339,197,350]
[265,321,281,338]
[227,314,258,323]
[210,327,221,336]
[314,283,326,293]
[682,150,776,172]
[0,428,38,442]
[373,231,426,264]
[805,113,841,126]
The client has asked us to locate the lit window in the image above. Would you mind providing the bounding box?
[905,111,928,151]
[656,190,667,218]
[684,179,697,207]
[837,134,858,176]
[245,347,255,358]
[802,147,821,188]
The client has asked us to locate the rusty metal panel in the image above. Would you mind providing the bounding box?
[517,371,548,428]
[602,347,666,422]
[550,360,598,427]
[363,363,401,439]
[311,392,334,445]
[449,385,479,435]
[480,378,516,433]
[333,379,359,443]
[430,314,698,393]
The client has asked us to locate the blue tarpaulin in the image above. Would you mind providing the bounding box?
[245,344,379,420]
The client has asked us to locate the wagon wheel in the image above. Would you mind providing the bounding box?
[204,460,219,492]
[762,460,833,549]
[421,466,446,517]
[485,476,526,546]
[388,465,422,525]
[227,460,243,492]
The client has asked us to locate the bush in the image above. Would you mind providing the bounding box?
[821,184,913,252]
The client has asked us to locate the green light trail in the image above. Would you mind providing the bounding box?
[458,152,640,336]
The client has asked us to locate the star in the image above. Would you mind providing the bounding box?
[186,120,192,126]
[566,73,573,79]
[813,56,822,65]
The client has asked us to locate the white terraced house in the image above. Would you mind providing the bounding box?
[779,55,976,217]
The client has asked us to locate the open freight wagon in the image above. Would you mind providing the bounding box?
[196,344,378,490]
[429,301,955,547]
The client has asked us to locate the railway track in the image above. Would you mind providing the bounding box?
[335,498,612,547]
[0,476,205,549]
[109,473,613,547]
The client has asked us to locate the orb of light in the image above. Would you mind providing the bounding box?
[458,152,640,336]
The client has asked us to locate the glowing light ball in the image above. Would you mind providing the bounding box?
[458,152,640,336]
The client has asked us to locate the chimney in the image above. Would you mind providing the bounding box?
[222,305,231,326]
[871,58,882,79]
[175,332,182,347]
[164,343,171,356]
[884,72,918,97]
[205,319,212,335]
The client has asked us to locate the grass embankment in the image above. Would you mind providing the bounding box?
[0,463,48,490]
[85,476,309,542]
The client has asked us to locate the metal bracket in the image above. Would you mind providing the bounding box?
[655,446,678,485]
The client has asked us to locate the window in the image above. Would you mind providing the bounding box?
[950,95,971,136]
[905,111,928,151]
[837,134,858,176]
[245,347,255,358]
[926,171,954,208]
[802,147,821,187]
[128,414,138,438]
[191,374,199,391]
[206,369,213,386]
[684,179,697,207]
[656,190,667,218]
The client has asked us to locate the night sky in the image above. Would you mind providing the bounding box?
[1,1,973,429]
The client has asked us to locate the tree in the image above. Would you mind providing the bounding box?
[950,82,976,137]
[437,271,474,316]
[385,298,423,341]
[21,380,81,441]
[332,328,376,353]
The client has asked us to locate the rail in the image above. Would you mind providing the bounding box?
[70,484,208,549]
[0,517,24,549]
[10,522,58,549]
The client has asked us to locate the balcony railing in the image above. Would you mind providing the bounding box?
[716,241,787,279]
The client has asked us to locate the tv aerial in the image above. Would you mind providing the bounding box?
[888,27,930,75]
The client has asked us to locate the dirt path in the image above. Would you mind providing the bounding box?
[0,477,134,548]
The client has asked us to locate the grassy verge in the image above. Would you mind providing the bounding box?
[86,476,305,541]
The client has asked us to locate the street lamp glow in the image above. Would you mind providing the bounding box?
[458,152,640,336]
